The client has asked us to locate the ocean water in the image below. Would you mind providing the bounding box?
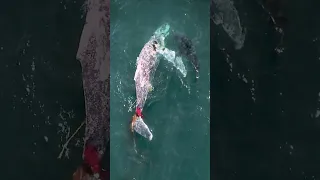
[0,0,87,179]
[110,0,210,179]
[211,0,320,179]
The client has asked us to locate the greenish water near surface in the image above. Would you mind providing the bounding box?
[110,0,210,179]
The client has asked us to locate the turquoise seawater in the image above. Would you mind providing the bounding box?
[110,0,210,179]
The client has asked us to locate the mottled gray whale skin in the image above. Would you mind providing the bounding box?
[173,32,199,79]
[76,0,109,156]
[132,24,172,141]
[132,36,164,141]
[134,37,161,111]
[134,23,170,111]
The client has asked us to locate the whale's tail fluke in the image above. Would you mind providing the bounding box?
[131,108,153,141]
[133,116,153,141]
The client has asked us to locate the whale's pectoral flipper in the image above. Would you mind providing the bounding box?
[157,48,187,77]
[134,68,139,82]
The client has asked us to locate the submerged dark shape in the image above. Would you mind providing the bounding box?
[173,32,200,79]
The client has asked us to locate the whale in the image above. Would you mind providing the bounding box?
[132,23,173,140]
[173,32,200,79]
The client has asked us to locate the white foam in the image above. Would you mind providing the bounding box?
[159,48,187,77]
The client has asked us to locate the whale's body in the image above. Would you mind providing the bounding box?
[133,38,162,141]
[132,23,190,141]
[134,37,160,111]
[132,24,172,140]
